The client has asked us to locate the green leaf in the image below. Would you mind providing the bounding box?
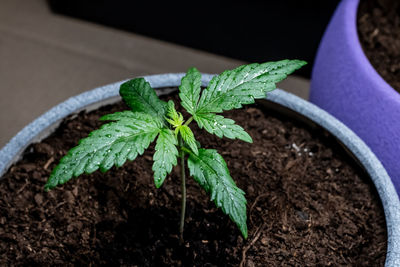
[100,111,162,125]
[187,148,248,238]
[179,67,202,115]
[165,100,183,128]
[45,111,161,190]
[196,60,307,114]
[153,128,179,188]
[120,78,167,121]
[166,100,179,121]
[194,113,252,143]
[179,125,198,155]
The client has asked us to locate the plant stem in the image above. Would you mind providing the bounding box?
[184,116,193,126]
[178,135,186,244]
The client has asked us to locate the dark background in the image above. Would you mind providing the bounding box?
[48,0,340,78]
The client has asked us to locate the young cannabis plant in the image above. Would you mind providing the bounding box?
[45,60,306,242]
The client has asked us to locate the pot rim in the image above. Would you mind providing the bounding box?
[344,0,400,100]
[0,73,399,265]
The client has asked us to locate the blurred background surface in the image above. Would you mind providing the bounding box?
[0,0,338,147]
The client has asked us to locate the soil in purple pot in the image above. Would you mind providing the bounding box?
[0,92,387,266]
[358,0,400,92]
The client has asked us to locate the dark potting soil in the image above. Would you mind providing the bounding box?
[0,92,387,266]
[358,0,400,92]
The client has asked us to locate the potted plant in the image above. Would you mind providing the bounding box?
[310,0,400,194]
[0,61,399,265]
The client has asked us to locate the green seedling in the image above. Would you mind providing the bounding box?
[45,60,306,242]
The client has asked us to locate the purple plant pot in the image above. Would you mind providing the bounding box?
[310,0,400,194]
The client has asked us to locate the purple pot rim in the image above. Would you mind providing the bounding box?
[344,0,400,102]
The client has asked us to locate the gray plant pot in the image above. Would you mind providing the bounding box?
[0,73,399,265]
